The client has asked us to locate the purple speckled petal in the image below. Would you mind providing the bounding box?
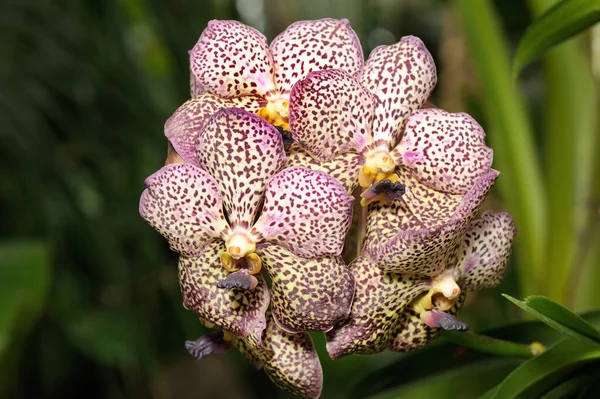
[179,240,269,349]
[139,164,229,256]
[453,211,516,291]
[388,293,466,352]
[271,18,363,96]
[361,36,437,146]
[165,93,265,166]
[257,243,354,333]
[289,69,375,161]
[284,143,364,194]
[190,20,276,97]
[363,170,499,275]
[234,315,323,399]
[189,65,205,97]
[391,109,493,194]
[325,256,429,359]
[399,168,499,229]
[252,166,354,258]
[197,108,286,229]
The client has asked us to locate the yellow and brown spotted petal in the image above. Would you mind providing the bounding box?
[388,293,466,352]
[363,170,499,275]
[400,168,499,229]
[270,18,363,97]
[234,315,323,399]
[190,20,276,97]
[139,164,229,256]
[361,36,437,147]
[197,108,286,229]
[453,211,516,291]
[325,256,429,359]
[256,243,354,333]
[179,240,270,348]
[391,109,493,195]
[285,143,364,194]
[252,167,354,258]
[165,93,265,166]
[289,69,375,161]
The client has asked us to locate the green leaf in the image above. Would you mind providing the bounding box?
[456,0,547,295]
[503,295,600,345]
[514,0,600,76]
[0,241,51,358]
[540,367,600,398]
[484,338,600,398]
[351,312,600,399]
[525,0,599,307]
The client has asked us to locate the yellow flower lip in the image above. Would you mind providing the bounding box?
[220,231,262,275]
[412,274,462,314]
[256,96,290,131]
[359,150,398,189]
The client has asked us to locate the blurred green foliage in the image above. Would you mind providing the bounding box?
[0,0,598,397]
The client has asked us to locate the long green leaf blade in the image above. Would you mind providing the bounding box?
[456,0,547,295]
[514,0,600,75]
[485,338,600,398]
[504,294,600,344]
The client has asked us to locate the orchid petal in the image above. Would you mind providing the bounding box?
[363,170,498,275]
[325,256,429,359]
[454,211,516,291]
[285,143,364,194]
[257,243,354,333]
[392,109,493,194]
[165,93,265,166]
[179,240,270,348]
[189,66,205,97]
[190,20,275,97]
[271,18,363,96]
[289,69,375,161]
[389,293,466,352]
[252,166,354,258]
[197,108,286,228]
[139,164,229,256]
[234,315,323,399]
[362,36,437,146]
[400,168,499,229]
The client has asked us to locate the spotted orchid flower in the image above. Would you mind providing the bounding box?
[185,314,323,398]
[166,18,364,177]
[326,209,516,359]
[139,108,355,347]
[288,36,493,202]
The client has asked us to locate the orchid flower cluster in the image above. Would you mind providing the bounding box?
[139,18,516,398]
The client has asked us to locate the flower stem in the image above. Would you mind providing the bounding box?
[440,330,545,358]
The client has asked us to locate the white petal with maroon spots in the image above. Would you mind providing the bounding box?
[252,166,354,258]
[270,18,364,96]
[392,109,493,194]
[362,36,437,146]
[454,211,516,291]
[139,164,229,256]
[197,108,286,229]
[179,240,270,348]
[289,69,375,161]
[363,170,499,275]
[190,20,276,97]
[257,243,354,333]
[285,143,365,194]
[325,256,429,359]
[234,315,323,399]
[165,93,265,166]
